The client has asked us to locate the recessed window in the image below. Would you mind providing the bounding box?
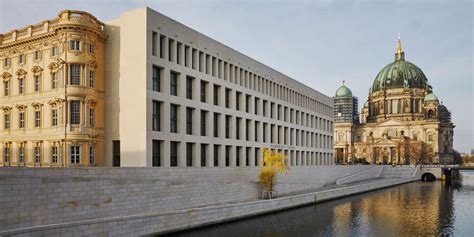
[170,141,178,167]
[34,75,40,92]
[152,100,161,131]
[52,146,58,164]
[51,46,58,56]
[88,70,95,87]
[186,107,193,135]
[51,109,58,126]
[152,66,161,92]
[70,145,80,164]
[34,145,41,163]
[186,76,193,99]
[70,101,80,125]
[34,111,41,128]
[18,54,25,64]
[170,71,178,96]
[70,40,81,51]
[19,146,25,163]
[89,146,95,165]
[4,113,10,129]
[89,109,95,127]
[170,104,178,133]
[34,50,41,60]
[152,140,161,167]
[51,73,58,89]
[4,81,10,96]
[19,112,25,128]
[3,58,10,67]
[88,44,95,54]
[70,64,81,85]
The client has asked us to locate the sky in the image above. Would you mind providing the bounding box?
[1,0,472,153]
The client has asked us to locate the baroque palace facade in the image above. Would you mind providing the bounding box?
[0,8,334,167]
[334,37,454,165]
[0,11,106,167]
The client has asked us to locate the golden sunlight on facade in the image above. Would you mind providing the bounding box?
[0,10,106,167]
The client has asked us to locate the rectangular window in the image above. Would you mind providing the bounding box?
[170,104,178,133]
[236,118,241,140]
[152,31,157,56]
[70,40,80,51]
[213,145,219,166]
[186,107,193,135]
[35,145,41,163]
[236,92,241,110]
[51,46,58,56]
[19,146,25,163]
[225,146,230,166]
[51,73,58,89]
[152,66,161,92]
[213,85,219,106]
[19,112,25,128]
[186,76,193,99]
[152,140,161,167]
[89,109,95,127]
[201,110,206,136]
[152,100,161,131]
[89,44,95,54]
[70,101,80,125]
[19,54,25,64]
[34,111,41,128]
[18,78,25,94]
[88,70,95,87]
[52,146,58,164]
[170,71,178,96]
[160,35,166,59]
[186,143,193,167]
[225,115,231,139]
[113,140,120,167]
[4,81,9,96]
[89,146,95,165]
[4,147,9,163]
[201,144,207,167]
[34,75,40,92]
[4,113,10,129]
[200,81,207,102]
[51,109,58,126]
[70,64,81,85]
[214,113,219,137]
[225,88,231,108]
[170,141,178,167]
[34,50,41,60]
[70,145,80,164]
[4,58,10,67]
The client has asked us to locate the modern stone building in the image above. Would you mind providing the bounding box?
[0,10,106,167]
[334,37,455,165]
[0,7,334,167]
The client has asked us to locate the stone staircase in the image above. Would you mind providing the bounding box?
[381,166,417,178]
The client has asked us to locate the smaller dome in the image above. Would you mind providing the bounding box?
[335,81,352,97]
[424,93,439,102]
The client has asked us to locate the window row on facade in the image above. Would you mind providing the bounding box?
[2,39,95,68]
[151,66,333,132]
[2,64,96,97]
[151,100,333,149]
[0,141,96,166]
[150,140,333,167]
[151,32,331,117]
[1,100,95,130]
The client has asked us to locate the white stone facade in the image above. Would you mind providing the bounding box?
[104,7,334,167]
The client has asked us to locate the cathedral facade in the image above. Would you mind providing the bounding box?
[334,37,454,165]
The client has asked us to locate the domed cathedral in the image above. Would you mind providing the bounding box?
[334,36,455,165]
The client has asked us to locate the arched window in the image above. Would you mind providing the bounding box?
[428,110,435,119]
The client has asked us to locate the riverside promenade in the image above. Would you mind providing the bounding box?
[0,166,419,236]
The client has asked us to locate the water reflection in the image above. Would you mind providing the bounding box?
[174,177,474,237]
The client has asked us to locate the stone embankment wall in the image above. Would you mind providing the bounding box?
[0,166,415,236]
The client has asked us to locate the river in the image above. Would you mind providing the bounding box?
[173,171,474,237]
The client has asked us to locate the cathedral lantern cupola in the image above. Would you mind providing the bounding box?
[395,33,405,61]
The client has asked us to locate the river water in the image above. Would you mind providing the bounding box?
[175,171,474,237]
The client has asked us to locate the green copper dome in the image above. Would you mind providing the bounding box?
[424,93,439,102]
[335,83,352,97]
[371,37,429,92]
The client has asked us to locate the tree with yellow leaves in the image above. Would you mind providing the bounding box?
[259,148,290,197]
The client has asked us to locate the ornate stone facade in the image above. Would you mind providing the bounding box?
[334,37,455,165]
[0,10,106,167]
